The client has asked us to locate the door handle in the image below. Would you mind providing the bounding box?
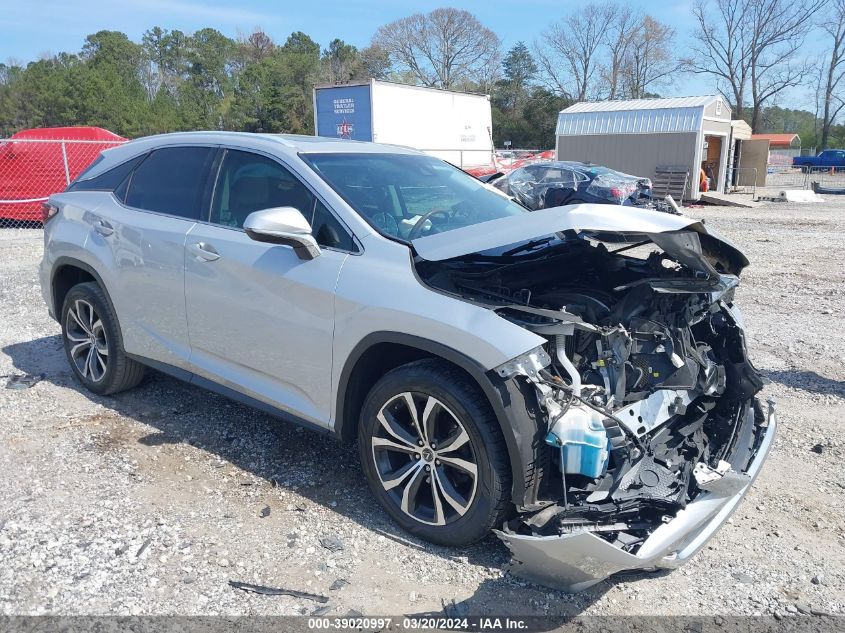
[94,219,114,237]
[188,241,220,261]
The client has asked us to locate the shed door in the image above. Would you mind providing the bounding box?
[738,139,770,186]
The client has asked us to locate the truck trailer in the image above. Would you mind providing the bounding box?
[313,80,494,169]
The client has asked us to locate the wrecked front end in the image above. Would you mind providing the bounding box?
[414,206,776,591]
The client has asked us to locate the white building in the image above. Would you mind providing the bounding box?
[556,96,736,200]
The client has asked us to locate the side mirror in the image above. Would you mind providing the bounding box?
[243,207,321,260]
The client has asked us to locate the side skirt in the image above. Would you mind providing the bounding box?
[125,353,332,438]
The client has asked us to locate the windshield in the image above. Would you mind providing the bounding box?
[302,153,527,243]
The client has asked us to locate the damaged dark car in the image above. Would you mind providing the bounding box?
[487,161,655,210]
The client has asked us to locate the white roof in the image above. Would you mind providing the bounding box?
[731,119,753,141]
[562,96,720,113]
[557,96,722,136]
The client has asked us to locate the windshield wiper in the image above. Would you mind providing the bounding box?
[501,237,555,257]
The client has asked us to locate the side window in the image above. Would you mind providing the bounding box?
[211,149,355,250]
[125,146,215,219]
[67,154,145,193]
[310,200,355,251]
[211,150,314,228]
[66,154,105,188]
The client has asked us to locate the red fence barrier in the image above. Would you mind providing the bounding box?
[0,129,126,227]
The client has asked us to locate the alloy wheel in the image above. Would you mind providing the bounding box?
[371,392,478,526]
[65,298,109,383]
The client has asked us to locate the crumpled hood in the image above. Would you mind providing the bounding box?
[411,204,749,276]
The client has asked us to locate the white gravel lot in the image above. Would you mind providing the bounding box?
[0,200,843,619]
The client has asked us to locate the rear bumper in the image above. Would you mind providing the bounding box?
[496,400,777,592]
[39,251,55,319]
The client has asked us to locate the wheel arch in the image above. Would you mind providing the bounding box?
[335,332,545,508]
[51,257,116,323]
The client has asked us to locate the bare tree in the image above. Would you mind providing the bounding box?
[810,58,826,145]
[686,0,825,130]
[602,5,640,99]
[240,29,275,65]
[819,0,845,148]
[535,3,614,101]
[623,16,678,99]
[685,0,753,119]
[747,0,822,129]
[229,28,275,79]
[372,8,501,90]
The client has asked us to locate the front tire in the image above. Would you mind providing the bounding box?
[61,282,145,395]
[358,359,510,546]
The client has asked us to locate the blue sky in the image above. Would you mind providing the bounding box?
[0,0,816,110]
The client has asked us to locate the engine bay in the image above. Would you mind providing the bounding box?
[416,231,766,554]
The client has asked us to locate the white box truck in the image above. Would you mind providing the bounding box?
[313,80,494,169]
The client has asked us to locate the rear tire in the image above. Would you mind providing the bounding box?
[358,359,510,546]
[61,282,145,395]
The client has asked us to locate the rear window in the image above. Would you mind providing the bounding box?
[66,154,145,192]
[124,146,215,219]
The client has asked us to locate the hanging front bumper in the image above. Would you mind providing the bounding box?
[496,401,777,592]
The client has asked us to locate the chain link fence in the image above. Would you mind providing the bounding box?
[764,165,808,190]
[803,166,845,191]
[763,164,845,192]
[727,167,758,198]
[0,138,125,228]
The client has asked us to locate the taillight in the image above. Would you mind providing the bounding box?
[609,187,628,199]
[41,202,59,223]
[610,185,636,201]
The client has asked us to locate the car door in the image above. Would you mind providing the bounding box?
[184,148,355,427]
[88,145,218,370]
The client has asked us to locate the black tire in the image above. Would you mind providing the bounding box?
[61,281,145,395]
[358,359,510,546]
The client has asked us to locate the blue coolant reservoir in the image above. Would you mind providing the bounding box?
[545,407,610,479]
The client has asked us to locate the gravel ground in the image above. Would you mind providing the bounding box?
[0,199,843,619]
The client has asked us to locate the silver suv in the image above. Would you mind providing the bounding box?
[40,132,775,591]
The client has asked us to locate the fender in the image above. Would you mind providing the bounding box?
[335,332,546,508]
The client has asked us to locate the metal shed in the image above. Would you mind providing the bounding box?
[556,96,732,201]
